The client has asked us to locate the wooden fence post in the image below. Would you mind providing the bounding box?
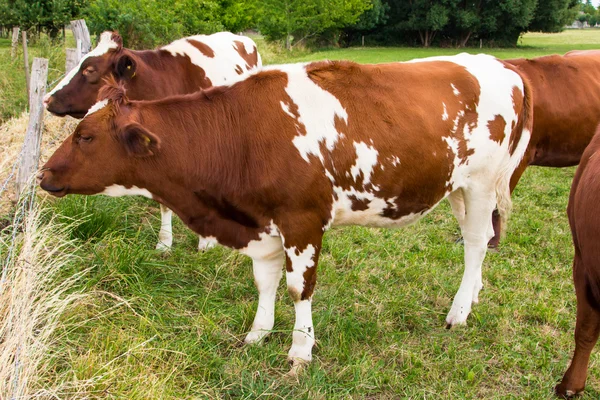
[70,20,91,56]
[22,30,30,106]
[65,48,78,72]
[65,39,83,72]
[11,26,19,58]
[16,58,49,198]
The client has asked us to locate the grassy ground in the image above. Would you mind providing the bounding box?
[3,29,600,398]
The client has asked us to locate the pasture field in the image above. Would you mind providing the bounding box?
[2,29,600,398]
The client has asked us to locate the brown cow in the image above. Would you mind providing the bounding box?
[489,51,600,247]
[39,55,532,368]
[555,125,600,397]
[44,30,262,251]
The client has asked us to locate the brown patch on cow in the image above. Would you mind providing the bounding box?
[348,195,370,211]
[488,115,507,144]
[110,31,124,49]
[508,86,524,155]
[233,40,259,69]
[235,65,243,75]
[187,39,215,57]
[306,60,474,221]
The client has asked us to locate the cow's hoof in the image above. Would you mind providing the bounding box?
[198,239,216,252]
[286,357,308,378]
[555,383,583,398]
[244,329,270,344]
[155,241,172,252]
[446,300,471,327]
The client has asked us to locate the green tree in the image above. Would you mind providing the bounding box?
[400,0,451,47]
[528,0,579,33]
[257,0,371,49]
[84,0,223,48]
[218,0,257,33]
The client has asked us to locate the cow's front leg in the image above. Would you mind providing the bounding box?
[156,204,173,251]
[243,235,285,344]
[282,231,323,368]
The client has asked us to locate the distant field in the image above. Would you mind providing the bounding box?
[269,29,600,64]
[2,28,600,399]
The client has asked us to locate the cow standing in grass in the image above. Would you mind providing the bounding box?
[488,51,600,247]
[44,30,262,251]
[39,55,532,368]
[555,125,600,398]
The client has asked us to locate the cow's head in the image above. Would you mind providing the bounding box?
[44,31,138,118]
[39,79,161,197]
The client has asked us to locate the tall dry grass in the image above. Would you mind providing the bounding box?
[0,194,89,399]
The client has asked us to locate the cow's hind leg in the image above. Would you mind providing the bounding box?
[556,255,600,398]
[243,235,285,344]
[446,188,496,327]
[156,204,174,251]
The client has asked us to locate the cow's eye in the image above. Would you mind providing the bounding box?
[80,135,93,143]
[83,66,96,76]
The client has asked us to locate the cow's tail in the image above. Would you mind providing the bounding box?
[494,70,533,236]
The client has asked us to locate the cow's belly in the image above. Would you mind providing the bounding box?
[329,191,444,229]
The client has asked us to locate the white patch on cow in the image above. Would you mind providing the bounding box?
[274,63,348,163]
[100,185,153,198]
[390,156,401,167]
[327,187,439,229]
[84,99,108,117]
[285,244,315,295]
[47,32,119,97]
[451,83,460,96]
[280,101,295,119]
[162,32,261,87]
[442,102,448,121]
[350,142,379,185]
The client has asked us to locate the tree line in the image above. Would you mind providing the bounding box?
[0,0,591,49]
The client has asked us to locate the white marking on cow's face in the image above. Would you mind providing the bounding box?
[285,244,316,294]
[442,102,449,121]
[84,99,109,117]
[390,156,401,167]
[100,185,153,198]
[350,142,379,185]
[275,64,348,163]
[47,32,119,98]
[162,32,261,87]
[451,83,460,96]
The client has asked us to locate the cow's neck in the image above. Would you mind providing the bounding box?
[127,50,212,99]
[129,98,267,247]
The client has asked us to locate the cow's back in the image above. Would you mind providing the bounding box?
[161,32,261,87]
[507,52,600,167]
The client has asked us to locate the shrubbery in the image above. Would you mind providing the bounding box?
[0,0,593,49]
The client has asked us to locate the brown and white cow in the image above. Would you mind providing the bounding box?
[39,54,532,367]
[488,51,600,247]
[555,125,600,398]
[44,30,261,251]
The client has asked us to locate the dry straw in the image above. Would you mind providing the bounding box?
[0,112,77,215]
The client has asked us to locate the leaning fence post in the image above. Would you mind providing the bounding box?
[11,26,19,58]
[16,58,49,199]
[70,20,91,56]
[22,30,30,106]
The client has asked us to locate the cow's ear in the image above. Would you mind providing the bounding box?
[115,53,137,80]
[121,123,161,157]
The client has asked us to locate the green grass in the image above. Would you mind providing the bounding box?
[5,28,600,398]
